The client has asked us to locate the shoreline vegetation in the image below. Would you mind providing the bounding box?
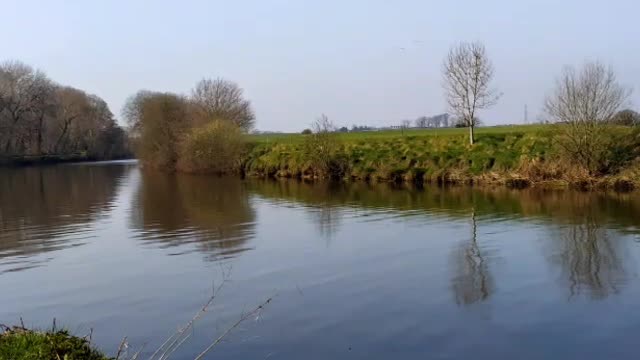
[242,124,640,192]
[1,295,272,360]
[123,47,640,193]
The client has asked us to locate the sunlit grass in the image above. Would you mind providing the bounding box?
[249,124,549,144]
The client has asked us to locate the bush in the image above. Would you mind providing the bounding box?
[177,120,246,174]
[302,115,349,179]
[136,93,191,170]
[301,129,312,135]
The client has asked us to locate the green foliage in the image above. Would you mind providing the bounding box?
[0,328,109,360]
[177,120,246,173]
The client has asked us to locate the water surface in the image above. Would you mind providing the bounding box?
[2,161,640,359]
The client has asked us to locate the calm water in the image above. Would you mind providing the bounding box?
[2,161,640,359]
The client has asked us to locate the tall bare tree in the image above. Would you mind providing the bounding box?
[0,61,54,154]
[442,42,500,145]
[54,87,90,153]
[544,62,631,174]
[191,78,255,131]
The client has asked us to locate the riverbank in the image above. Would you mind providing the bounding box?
[0,155,136,167]
[0,154,91,167]
[243,125,640,191]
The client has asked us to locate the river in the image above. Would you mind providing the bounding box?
[1,161,640,359]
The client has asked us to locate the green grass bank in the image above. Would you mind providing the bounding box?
[0,326,109,360]
[243,125,640,191]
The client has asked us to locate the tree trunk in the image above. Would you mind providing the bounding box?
[37,115,44,155]
[469,125,475,145]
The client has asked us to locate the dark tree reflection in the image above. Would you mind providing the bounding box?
[130,172,256,261]
[450,210,495,306]
[0,163,132,272]
[549,215,628,300]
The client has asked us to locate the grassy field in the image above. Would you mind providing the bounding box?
[249,124,550,144]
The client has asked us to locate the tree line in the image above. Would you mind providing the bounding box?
[0,60,131,161]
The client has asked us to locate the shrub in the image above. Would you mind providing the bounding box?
[302,114,349,179]
[177,120,246,174]
[301,129,312,135]
[136,93,191,170]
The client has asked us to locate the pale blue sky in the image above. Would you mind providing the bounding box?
[2,0,639,131]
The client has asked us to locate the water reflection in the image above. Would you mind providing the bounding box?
[246,180,639,302]
[0,163,132,272]
[3,165,639,306]
[130,172,256,260]
[450,209,495,306]
[548,215,629,300]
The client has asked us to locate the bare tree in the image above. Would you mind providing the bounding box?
[0,61,54,155]
[415,116,428,128]
[53,87,90,153]
[544,62,631,174]
[191,78,255,131]
[312,113,335,134]
[0,60,130,160]
[401,119,411,135]
[443,42,500,145]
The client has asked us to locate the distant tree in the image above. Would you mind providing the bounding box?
[545,62,631,174]
[301,128,312,135]
[415,116,428,128]
[191,78,255,131]
[610,109,640,126]
[401,119,411,135]
[339,126,349,133]
[95,122,131,159]
[0,60,128,159]
[443,42,500,145]
[454,117,482,128]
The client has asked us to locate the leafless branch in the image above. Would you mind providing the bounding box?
[149,266,232,360]
[194,297,273,360]
[544,61,632,174]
